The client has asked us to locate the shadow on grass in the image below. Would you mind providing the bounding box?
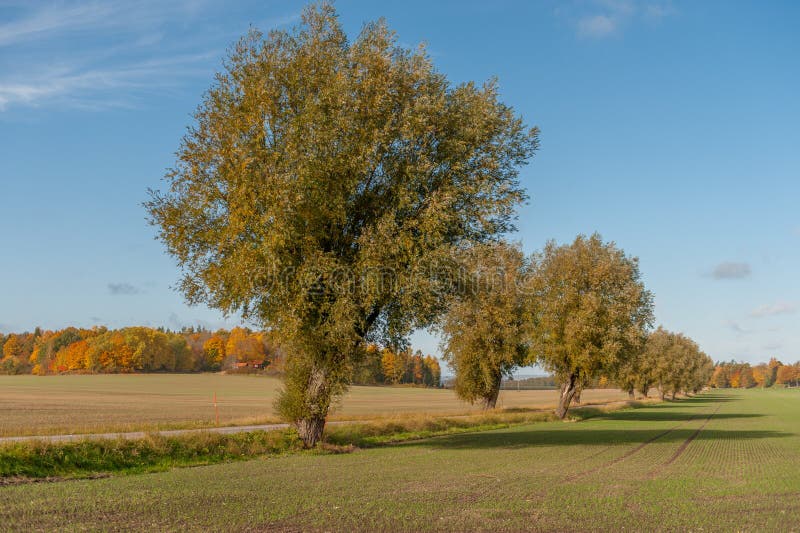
[402,427,790,450]
[639,396,739,406]
[679,398,739,404]
[589,411,763,422]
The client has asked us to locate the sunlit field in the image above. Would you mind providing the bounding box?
[0,374,632,437]
[3,389,798,531]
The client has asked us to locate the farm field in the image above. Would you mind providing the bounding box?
[0,374,631,437]
[3,388,798,531]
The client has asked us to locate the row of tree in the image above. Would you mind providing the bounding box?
[615,328,714,401]
[440,238,714,418]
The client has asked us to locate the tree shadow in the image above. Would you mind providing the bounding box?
[651,395,739,404]
[403,427,791,450]
[591,411,763,422]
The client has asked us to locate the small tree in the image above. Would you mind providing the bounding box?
[530,234,653,419]
[439,242,533,409]
[146,4,538,447]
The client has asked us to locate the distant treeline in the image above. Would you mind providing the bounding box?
[494,375,619,390]
[712,359,800,388]
[0,327,441,386]
[354,345,442,388]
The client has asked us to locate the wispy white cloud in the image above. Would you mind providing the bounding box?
[0,52,217,111]
[0,2,116,46]
[0,1,298,112]
[0,1,211,47]
[572,0,675,39]
[750,302,797,318]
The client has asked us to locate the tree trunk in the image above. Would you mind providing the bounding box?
[297,416,326,448]
[293,363,331,448]
[573,388,582,405]
[480,371,503,409]
[556,374,578,419]
[628,390,635,400]
[659,389,665,401]
[481,392,498,409]
[671,392,676,400]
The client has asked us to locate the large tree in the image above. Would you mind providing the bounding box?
[530,234,653,419]
[439,241,533,409]
[146,4,538,447]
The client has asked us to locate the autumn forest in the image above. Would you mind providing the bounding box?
[0,326,441,387]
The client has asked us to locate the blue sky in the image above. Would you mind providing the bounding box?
[1,0,798,366]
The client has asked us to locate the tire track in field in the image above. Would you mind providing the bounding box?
[648,403,722,478]
[565,405,715,483]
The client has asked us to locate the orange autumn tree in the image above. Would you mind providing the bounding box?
[54,339,90,372]
[1,333,32,374]
[752,364,769,388]
[203,335,227,370]
[776,364,798,387]
[381,349,406,385]
[225,327,266,365]
[729,367,742,389]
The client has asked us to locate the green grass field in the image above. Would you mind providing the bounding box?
[2,388,798,531]
[0,374,630,437]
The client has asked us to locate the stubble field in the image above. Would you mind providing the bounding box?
[0,374,631,437]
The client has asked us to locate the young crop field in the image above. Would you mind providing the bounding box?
[2,388,798,531]
[0,374,630,437]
